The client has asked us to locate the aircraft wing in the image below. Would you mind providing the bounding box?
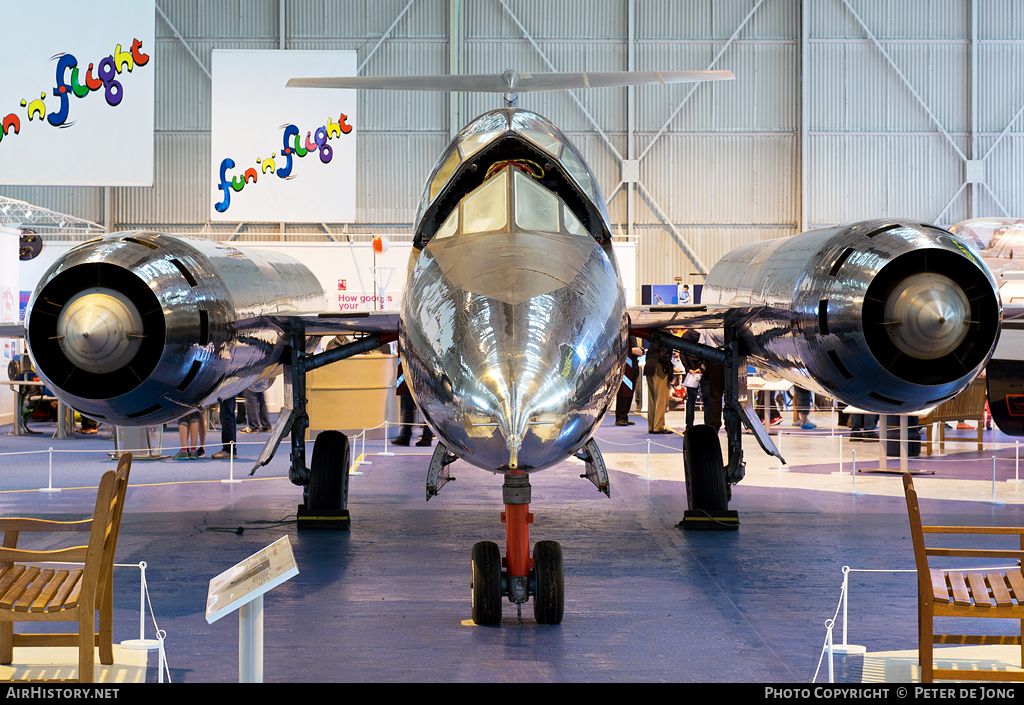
[626,304,763,335]
[261,310,401,339]
[287,70,734,93]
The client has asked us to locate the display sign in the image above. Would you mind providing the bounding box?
[0,0,155,186]
[210,50,357,222]
[205,535,299,624]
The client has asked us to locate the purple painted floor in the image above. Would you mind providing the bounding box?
[1,413,1022,683]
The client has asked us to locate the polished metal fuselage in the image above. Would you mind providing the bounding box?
[26,232,325,426]
[399,108,627,473]
[401,230,626,473]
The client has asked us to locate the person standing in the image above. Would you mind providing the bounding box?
[240,379,272,433]
[393,389,434,447]
[212,395,237,459]
[699,329,725,432]
[615,336,643,426]
[794,386,815,430]
[679,328,703,431]
[644,336,673,434]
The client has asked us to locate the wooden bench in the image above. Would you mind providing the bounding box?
[904,472,1024,682]
[919,377,986,455]
[0,453,131,682]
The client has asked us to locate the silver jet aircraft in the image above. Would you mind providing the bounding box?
[9,71,1002,625]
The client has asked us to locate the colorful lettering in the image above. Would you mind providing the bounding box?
[214,158,234,213]
[21,93,47,121]
[215,112,354,212]
[129,38,150,67]
[113,43,134,74]
[84,63,103,91]
[277,125,298,178]
[96,56,123,107]
[1,37,152,151]
[70,66,91,98]
[0,114,20,143]
[47,54,77,127]
[314,126,331,164]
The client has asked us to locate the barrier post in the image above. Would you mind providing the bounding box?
[830,566,866,655]
[377,420,394,456]
[40,447,61,492]
[991,456,1004,505]
[222,441,241,484]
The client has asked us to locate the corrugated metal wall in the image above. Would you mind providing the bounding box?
[2,0,1021,299]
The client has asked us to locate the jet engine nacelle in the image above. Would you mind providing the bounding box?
[25,232,326,426]
[702,220,1002,413]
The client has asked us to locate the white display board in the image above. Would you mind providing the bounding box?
[0,1,155,186]
[0,228,19,427]
[210,51,357,222]
[205,535,298,625]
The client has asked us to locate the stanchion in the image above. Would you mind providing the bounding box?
[40,447,61,492]
[357,429,371,467]
[640,438,654,481]
[222,441,241,484]
[377,421,394,457]
[990,456,1004,505]
[833,435,849,475]
[119,561,168,681]
[849,450,863,495]
[831,567,866,655]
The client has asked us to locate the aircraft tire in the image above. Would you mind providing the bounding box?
[683,424,728,511]
[532,540,564,625]
[471,541,503,625]
[308,430,350,511]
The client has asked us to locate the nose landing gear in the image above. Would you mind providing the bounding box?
[470,472,564,625]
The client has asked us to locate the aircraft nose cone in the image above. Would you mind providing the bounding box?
[883,272,970,360]
[57,288,144,374]
[465,355,570,471]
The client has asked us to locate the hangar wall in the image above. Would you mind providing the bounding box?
[1,0,1021,298]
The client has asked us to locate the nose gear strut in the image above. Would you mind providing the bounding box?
[470,472,564,624]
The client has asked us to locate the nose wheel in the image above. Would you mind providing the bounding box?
[470,539,564,625]
[470,473,564,625]
[531,540,564,624]
[471,541,504,625]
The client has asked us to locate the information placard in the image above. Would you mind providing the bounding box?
[205,535,299,624]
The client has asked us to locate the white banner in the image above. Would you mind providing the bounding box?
[0,0,155,186]
[211,50,357,223]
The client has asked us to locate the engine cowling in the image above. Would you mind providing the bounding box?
[25,232,326,426]
[702,220,1001,413]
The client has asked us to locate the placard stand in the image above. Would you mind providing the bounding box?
[205,536,299,683]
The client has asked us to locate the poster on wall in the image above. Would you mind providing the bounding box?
[0,0,155,186]
[210,50,357,223]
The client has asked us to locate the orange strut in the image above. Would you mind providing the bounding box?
[502,504,534,577]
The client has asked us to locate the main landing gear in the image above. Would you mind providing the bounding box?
[471,471,564,625]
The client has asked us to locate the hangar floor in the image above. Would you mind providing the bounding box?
[1,408,1024,683]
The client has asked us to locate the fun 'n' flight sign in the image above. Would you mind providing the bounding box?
[0,0,155,186]
[210,50,357,223]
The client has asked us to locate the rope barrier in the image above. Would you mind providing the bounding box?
[28,560,171,683]
[814,564,1018,684]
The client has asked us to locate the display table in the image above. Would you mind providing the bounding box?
[2,380,43,435]
[305,353,399,440]
[746,377,793,433]
[843,405,935,474]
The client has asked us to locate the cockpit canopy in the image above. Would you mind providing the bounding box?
[433,164,592,242]
[413,109,612,249]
